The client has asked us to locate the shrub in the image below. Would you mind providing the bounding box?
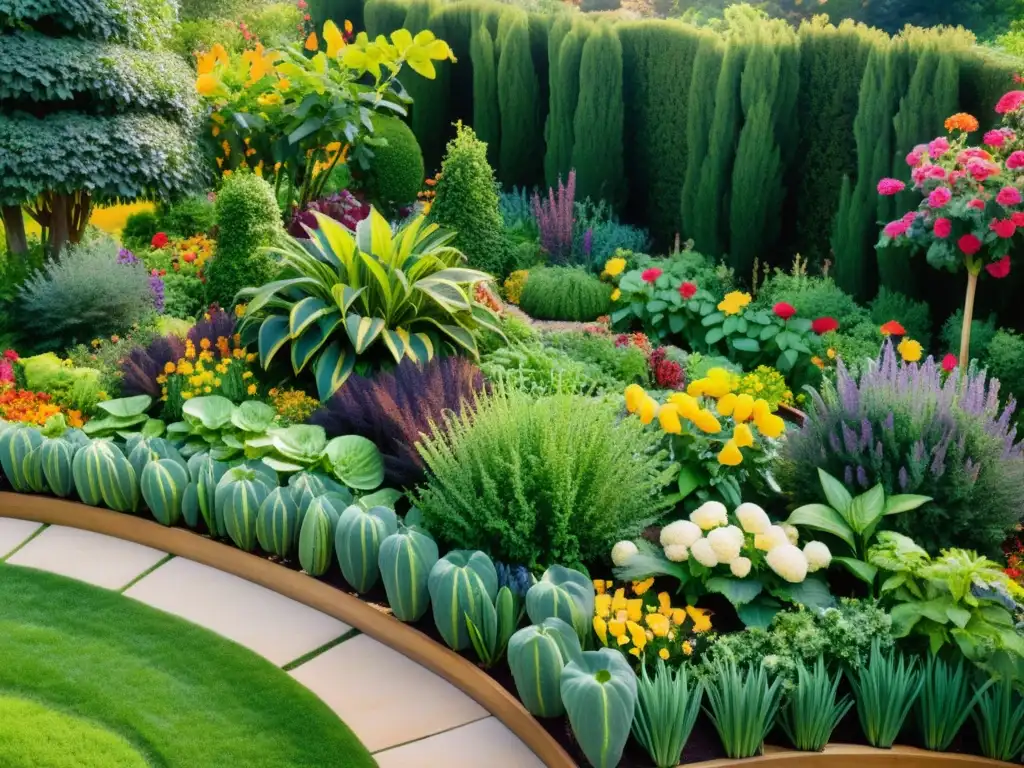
[503,269,529,305]
[869,288,932,351]
[412,389,675,569]
[481,343,599,397]
[168,18,244,60]
[308,357,486,489]
[499,186,536,233]
[985,329,1024,405]
[363,114,424,214]
[518,266,612,322]
[574,198,650,269]
[477,313,538,356]
[545,330,650,388]
[941,310,998,363]
[779,344,1024,556]
[162,273,206,319]
[121,210,160,252]
[430,122,508,277]
[244,2,303,48]
[756,271,866,330]
[206,171,281,309]
[18,238,154,351]
[820,321,884,379]
[156,195,216,238]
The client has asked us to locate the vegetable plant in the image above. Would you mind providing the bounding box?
[703,659,783,758]
[561,649,638,768]
[777,656,852,752]
[632,660,704,768]
[849,640,922,748]
[916,655,993,752]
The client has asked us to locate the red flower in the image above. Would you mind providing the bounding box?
[880,320,906,336]
[773,302,796,320]
[2,349,18,362]
[941,354,958,373]
[1008,150,1024,170]
[1012,212,1024,227]
[968,199,986,211]
[996,186,1022,206]
[958,234,982,255]
[996,90,1024,114]
[876,178,905,196]
[641,268,662,283]
[811,317,839,335]
[183,252,197,264]
[151,232,169,248]
[933,218,952,238]
[986,254,1011,279]
[679,281,697,300]
[991,218,1017,239]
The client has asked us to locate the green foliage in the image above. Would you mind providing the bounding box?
[156,195,216,238]
[849,640,922,748]
[525,565,595,643]
[162,273,206,319]
[244,3,303,48]
[298,496,340,576]
[18,238,154,351]
[544,21,587,189]
[868,287,931,349]
[508,617,582,718]
[579,0,618,10]
[121,210,160,251]
[632,661,704,768]
[544,330,650,387]
[571,23,624,207]
[218,465,273,551]
[561,649,638,768]
[430,122,508,276]
[335,503,398,593]
[941,309,997,363]
[777,657,852,752]
[206,171,281,310]
[497,12,542,188]
[703,659,783,759]
[517,266,611,322]
[412,389,675,569]
[255,487,300,557]
[363,115,424,214]
[573,198,650,267]
[427,549,498,651]
[984,329,1024,404]
[680,34,723,245]
[470,23,500,168]
[756,271,866,329]
[916,656,992,753]
[481,343,599,396]
[168,18,244,61]
[0,0,176,48]
[973,678,1024,762]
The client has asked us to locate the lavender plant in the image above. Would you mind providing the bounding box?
[780,343,1024,556]
[532,170,576,264]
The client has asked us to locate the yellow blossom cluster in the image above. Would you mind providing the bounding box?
[717,291,751,316]
[898,337,923,363]
[156,334,259,403]
[592,581,710,662]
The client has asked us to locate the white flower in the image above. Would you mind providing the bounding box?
[664,544,689,562]
[660,519,702,548]
[766,544,809,583]
[803,541,832,572]
[690,501,728,531]
[611,540,639,567]
[754,525,789,552]
[690,538,719,568]
[735,502,771,534]
[707,526,743,564]
[730,556,752,578]
[782,524,800,545]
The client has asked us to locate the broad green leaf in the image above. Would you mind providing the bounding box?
[270,425,328,463]
[324,434,385,490]
[785,503,855,551]
[736,597,782,629]
[883,494,933,515]
[231,401,277,433]
[345,313,387,353]
[258,315,291,368]
[817,468,853,516]
[677,465,706,499]
[291,312,341,373]
[182,396,236,430]
[404,332,435,363]
[380,329,407,363]
[731,337,760,353]
[771,577,833,610]
[847,484,885,535]
[705,576,763,606]
[97,395,152,419]
[833,556,877,585]
[704,327,725,345]
[289,296,331,338]
[314,341,356,400]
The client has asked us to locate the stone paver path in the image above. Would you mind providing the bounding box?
[0,521,545,768]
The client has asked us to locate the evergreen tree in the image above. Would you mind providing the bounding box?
[680,34,724,244]
[470,23,500,167]
[544,22,588,190]
[543,16,573,188]
[402,0,442,170]
[497,12,542,188]
[571,23,625,207]
[310,0,365,32]
[364,0,410,36]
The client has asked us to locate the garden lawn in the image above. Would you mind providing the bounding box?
[0,562,376,768]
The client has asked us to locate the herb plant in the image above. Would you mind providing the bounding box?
[777,656,852,752]
[703,659,783,759]
[972,677,1024,762]
[849,640,922,748]
[916,655,993,752]
[631,660,703,768]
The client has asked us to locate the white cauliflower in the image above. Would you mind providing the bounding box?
[660,519,703,548]
[730,556,752,578]
[690,538,719,568]
[707,526,743,564]
[735,502,771,535]
[803,541,832,572]
[611,540,639,567]
[690,501,728,530]
[664,544,689,562]
[766,544,809,583]
[754,525,789,552]
[782,524,800,545]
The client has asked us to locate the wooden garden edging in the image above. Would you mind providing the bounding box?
[687,744,1017,767]
[0,492,576,768]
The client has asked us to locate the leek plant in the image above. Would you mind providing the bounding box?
[849,640,922,748]
[777,656,852,751]
[703,660,783,759]
[632,660,704,768]
[916,656,992,752]
[972,678,1024,761]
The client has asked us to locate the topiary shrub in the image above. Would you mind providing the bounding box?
[985,329,1024,406]
[756,272,866,330]
[518,266,612,322]
[429,122,508,277]
[412,388,675,570]
[156,195,216,238]
[121,210,160,252]
[941,310,998,363]
[869,287,932,350]
[363,115,424,215]
[162,273,205,319]
[206,171,281,309]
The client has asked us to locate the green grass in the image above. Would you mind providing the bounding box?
[0,563,376,768]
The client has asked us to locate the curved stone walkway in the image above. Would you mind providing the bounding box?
[0,517,546,768]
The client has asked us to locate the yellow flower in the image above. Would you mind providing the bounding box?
[164,362,176,374]
[733,393,754,422]
[305,31,319,51]
[626,599,643,623]
[323,19,346,57]
[671,608,687,625]
[246,353,257,363]
[610,288,622,302]
[627,621,647,650]
[733,422,755,448]
[637,395,659,425]
[717,291,752,316]
[632,578,654,596]
[594,579,607,595]
[213,378,222,387]
[604,257,627,276]
[657,592,672,615]
[593,616,608,646]
[682,640,694,655]
[646,613,671,638]
[629,647,642,657]
[667,392,700,420]
[718,439,743,466]
[618,634,630,647]
[624,384,645,414]
[752,398,771,422]
[247,384,258,396]
[177,361,194,375]
[181,391,194,400]
[692,409,721,434]
[610,588,627,614]
[595,593,612,619]
[827,347,836,359]
[204,386,212,394]
[686,606,712,633]
[658,403,682,434]
[608,619,626,639]
[898,337,922,363]
[755,412,786,439]
[659,648,671,660]
[717,392,737,416]
[195,73,220,96]
[258,92,283,107]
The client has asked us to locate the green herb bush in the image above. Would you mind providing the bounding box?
[413,389,675,570]
[777,657,852,752]
[480,343,598,397]
[121,210,161,251]
[162,273,206,319]
[703,659,783,759]
[984,329,1024,404]
[18,238,154,351]
[941,309,998,363]
[156,195,216,238]
[850,640,922,749]
[819,321,883,377]
[477,313,538,355]
[429,122,507,277]
[206,171,281,309]
[544,330,650,387]
[973,678,1024,762]
[364,114,424,215]
[168,19,243,60]
[518,266,612,322]
[756,271,867,329]
[869,287,932,349]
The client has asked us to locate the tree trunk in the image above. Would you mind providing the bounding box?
[69,190,92,244]
[1,205,27,254]
[48,193,70,258]
[959,269,978,370]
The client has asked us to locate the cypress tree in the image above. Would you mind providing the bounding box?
[571,23,625,207]
[402,0,442,170]
[470,23,500,168]
[680,34,724,244]
[497,11,542,188]
[545,22,588,189]
[363,0,409,37]
[311,0,365,32]
[543,16,573,187]
[529,11,553,148]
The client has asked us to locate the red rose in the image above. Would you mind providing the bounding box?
[679,281,697,300]
[991,218,1017,239]
[967,199,986,211]
[880,320,906,337]
[811,317,839,335]
[958,234,982,256]
[2,349,18,362]
[773,302,796,320]
[941,354,958,373]
[1012,212,1024,226]
[986,254,1011,279]
[183,252,197,263]
[151,232,169,248]
[641,268,663,283]
[933,218,952,238]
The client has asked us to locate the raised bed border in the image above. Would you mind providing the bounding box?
[0,493,1016,768]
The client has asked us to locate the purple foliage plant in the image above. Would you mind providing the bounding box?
[532,170,576,264]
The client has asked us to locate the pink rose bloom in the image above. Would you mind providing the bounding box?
[991,218,1017,238]
[996,90,1024,114]
[1012,212,1024,226]
[967,159,999,182]
[1007,150,1024,170]
[958,234,982,255]
[928,187,952,208]
[984,129,1007,147]
[933,217,952,238]
[997,186,1023,206]
[877,178,906,196]
[906,150,923,167]
[925,165,947,181]
[986,254,1011,278]
[0,361,12,384]
[884,219,910,238]
[948,170,965,184]
[902,211,918,224]
[928,137,950,158]
[968,198,986,211]
[912,166,929,186]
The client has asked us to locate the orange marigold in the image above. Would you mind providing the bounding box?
[944,113,979,133]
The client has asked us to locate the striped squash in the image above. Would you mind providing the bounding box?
[127,437,185,482]
[378,525,439,622]
[195,455,228,537]
[39,437,78,497]
[507,617,582,718]
[71,441,138,512]
[0,425,43,493]
[181,481,200,528]
[140,459,189,526]
[256,487,301,558]
[297,496,340,576]
[216,467,273,552]
[427,550,498,651]
[334,504,398,593]
[525,565,596,643]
